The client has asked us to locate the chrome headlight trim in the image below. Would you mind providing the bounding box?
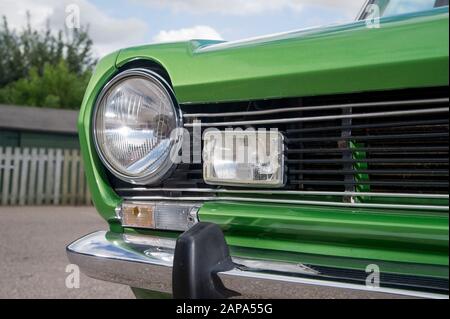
[92,68,183,185]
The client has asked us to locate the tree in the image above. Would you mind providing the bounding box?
[0,13,96,109]
[0,61,91,109]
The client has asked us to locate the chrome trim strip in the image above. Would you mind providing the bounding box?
[183,98,449,119]
[122,196,449,211]
[232,257,320,276]
[356,0,374,21]
[115,187,450,200]
[67,231,448,299]
[217,269,446,299]
[184,107,449,127]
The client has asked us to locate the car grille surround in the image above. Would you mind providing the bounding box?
[111,87,449,211]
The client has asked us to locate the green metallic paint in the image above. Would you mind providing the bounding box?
[78,52,123,226]
[229,245,449,279]
[116,8,449,104]
[78,7,449,278]
[198,202,448,267]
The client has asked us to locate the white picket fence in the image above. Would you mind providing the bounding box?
[0,147,91,206]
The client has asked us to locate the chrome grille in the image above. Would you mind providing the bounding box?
[111,87,449,211]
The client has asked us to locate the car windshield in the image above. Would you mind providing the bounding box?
[361,0,448,18]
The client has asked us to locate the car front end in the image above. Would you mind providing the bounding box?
[67,5,449,299]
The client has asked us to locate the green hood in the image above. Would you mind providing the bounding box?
[115,7,448,104]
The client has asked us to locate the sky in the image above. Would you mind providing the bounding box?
[0,0,367,58]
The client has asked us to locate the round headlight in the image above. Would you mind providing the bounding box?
[93,69,181,184]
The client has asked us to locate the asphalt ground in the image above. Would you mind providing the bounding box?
[0,206,134,299]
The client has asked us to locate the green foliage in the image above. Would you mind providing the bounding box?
[0,14,96,109]
[0,61,91,109]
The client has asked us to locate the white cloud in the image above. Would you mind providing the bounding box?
[153,25,223,43]
[0,0,54,30]
[0,0,149,57]
[137,0,301,15]
[136,0,364,16]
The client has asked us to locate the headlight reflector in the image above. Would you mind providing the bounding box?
[93,69,180,184]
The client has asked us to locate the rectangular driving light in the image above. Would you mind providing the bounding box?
[118,202,200,231]
[203,130,285,187]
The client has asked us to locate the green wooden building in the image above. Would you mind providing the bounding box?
[0,104,79,149]
[1,105,90,206]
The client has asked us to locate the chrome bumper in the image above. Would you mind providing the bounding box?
[66,231,447,299]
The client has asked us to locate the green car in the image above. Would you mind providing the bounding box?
[67,0,449,299]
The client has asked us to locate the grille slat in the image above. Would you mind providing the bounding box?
[184,107,449,127]
[285,119,449,134]
[289,169,448,175]
[286,132,448,143]
[289,180,448,187]
[287,146,449,154]
[183,98,449,118]
[286,158,448,164]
